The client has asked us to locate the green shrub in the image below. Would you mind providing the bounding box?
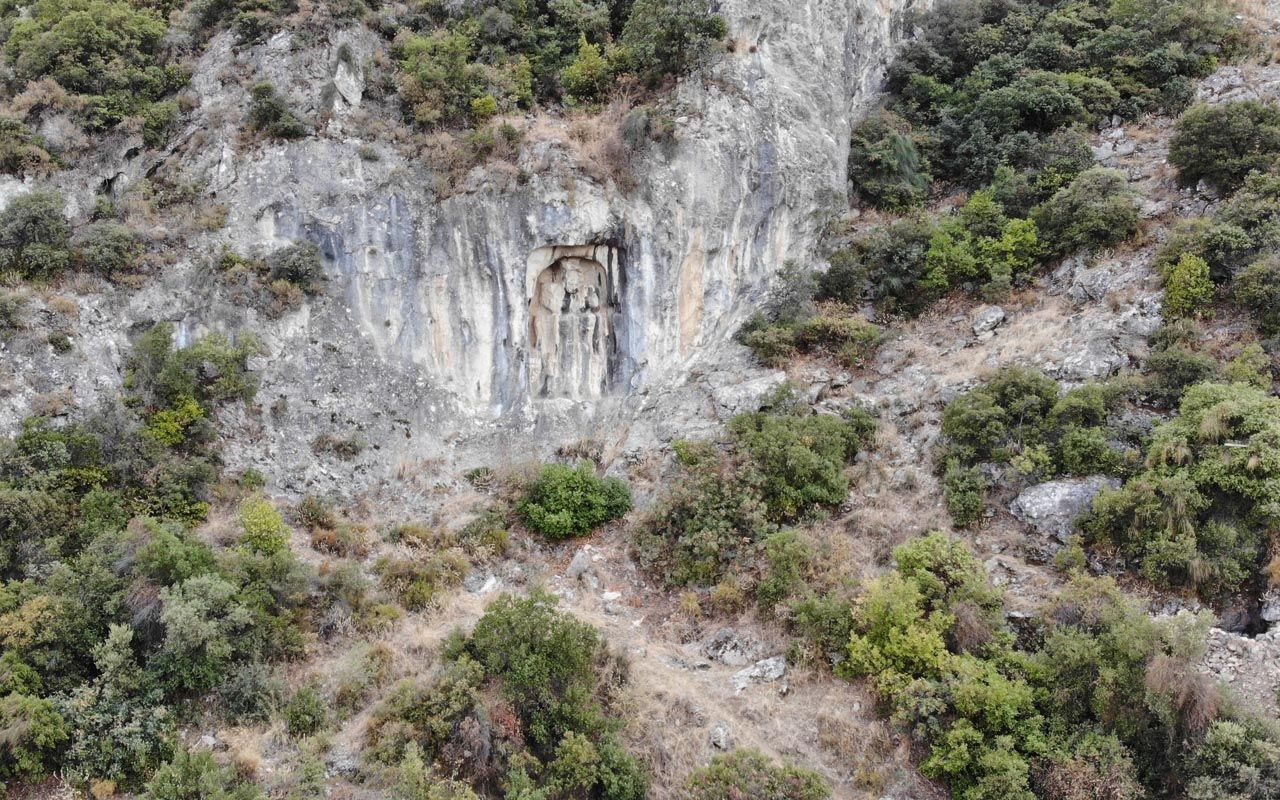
[236,494,289,554]
[755,530,813,612]
[517,462,631,539]
[246,83,308,139]
[4,0,186,130]
[943,461,986,527]
[1143,323,1217,405]
[620,0,726,87]
[0,116,55,176]
[727,405,868,522]
[1169,102,1280,194]
[632,443,771,587]
[1162,253,1214,318]
[848,109,931,210]
[1030,167,1138,256]
[1233,255,1280,334]
[0,189,71,278]
[0,289,27,330]
[1082,381,1280,599]
[0,692,70,781]
[75,221,142,276]
[268,241,325,293]
[562,36,614,102]
[218,661,282,722]
[142,748,264,800]
[376,550,468,611]
[283,684,328,737]
[681,749,830,800]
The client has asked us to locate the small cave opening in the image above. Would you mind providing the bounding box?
[527,248,620,400]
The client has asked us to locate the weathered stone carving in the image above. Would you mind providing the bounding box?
[529,252,616,398]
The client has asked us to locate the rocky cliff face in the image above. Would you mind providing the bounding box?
[0,0,924,493]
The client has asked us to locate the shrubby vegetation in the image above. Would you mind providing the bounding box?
[366,590,647,799]
[820,168,1135,315]
[0,323,314,790]
[939,367,1132,523]
[246,82,309,139]
[840,533,1280,800]
[389,0,724,128]
[0,0,187,135]
[740,261,883,368]
[681,748,831,800]
[516,462,631,539]
[634,386,874,601]
[882,0,1242,189]
[847,110,932,211]
[1083,380,1280,601]
[1170,102,1280,194]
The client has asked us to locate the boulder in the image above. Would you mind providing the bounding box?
[703,628,764,667]
[1010,476,1119,544]
[731,655,786,692]
[971,306,1006,337]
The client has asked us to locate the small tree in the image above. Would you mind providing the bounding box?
[1031,168,1138,256]
[0,188,71,278]
[562,36,613,103]
[1169,102,1280,194]
[1162,253,1214,318]
[621,0,726,87]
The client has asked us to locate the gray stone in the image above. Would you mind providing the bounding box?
[971,306,1006,336]
[731,655,786,692]
[703,628,764,667]
[1261,589,1280,624]
[709,722,733,750]
[566,548,594,581]
[1010,476,1120,544]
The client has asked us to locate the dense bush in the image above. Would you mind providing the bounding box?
[920,190,1041,299]
[1169,102,1280,194]
[741,302,881,369]
[75,221,143,276]
[1161,253,1214,319]
[1233,255,1280,335]
[2,0,187,133]
[620,0,727,87]
[884,0,1242,187]
[939,368,1127,520]
[246,83,308,139]
[839,534,1280,800]
[1030,167,1138,256]
[635,391,874,589]
[367,590,647,799]
[0,188,70,279]
[516,462,631,539]
[0,116,55,176]
[0,324,309,789]
[141,748,264,800]
[681,749,831,800]
[390,0,723,128]
[848,109,932,211]
[1082,381,1280,600]
[267,240,325,293]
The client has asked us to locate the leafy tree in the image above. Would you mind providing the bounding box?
[76,221,143,276]
[1169,102,1280,194]
[1233,255,1280,334]
[620,0,726,86]
[0,189,71,278]
[1162,253,1214,318]
[0,691,69,781]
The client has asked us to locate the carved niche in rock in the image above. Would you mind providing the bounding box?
[527,246,620,400]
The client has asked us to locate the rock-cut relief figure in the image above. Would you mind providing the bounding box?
[529,257,612,398]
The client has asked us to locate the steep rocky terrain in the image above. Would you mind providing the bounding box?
[4,0,1280,797]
